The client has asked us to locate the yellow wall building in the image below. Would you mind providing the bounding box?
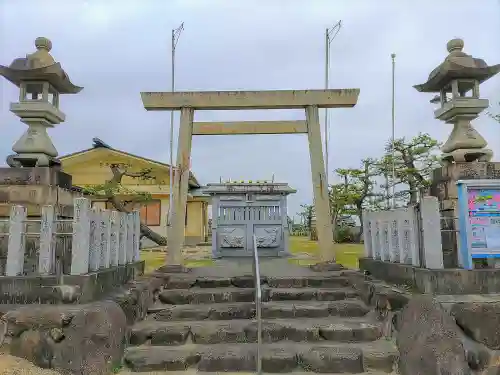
[60,142,209,247]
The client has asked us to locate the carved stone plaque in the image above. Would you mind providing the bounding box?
[219,227,245,248]
[254,226,281,248]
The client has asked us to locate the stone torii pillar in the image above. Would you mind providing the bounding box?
[140,89,360,265]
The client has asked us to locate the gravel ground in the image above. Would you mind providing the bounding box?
[0,354,61,375]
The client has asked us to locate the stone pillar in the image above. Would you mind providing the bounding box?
[430,162,500,267]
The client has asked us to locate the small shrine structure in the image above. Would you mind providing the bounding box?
[204,180,296,258]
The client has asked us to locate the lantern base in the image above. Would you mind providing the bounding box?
[434,98,489,123]
[12,120,58,158]
[441,148,493,165]
[10,101,65,124]
[6,153,61,169]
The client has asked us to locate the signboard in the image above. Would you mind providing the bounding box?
[457,180,500,269]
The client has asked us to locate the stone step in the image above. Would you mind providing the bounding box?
[158,287,359,305]
[123,372,391,375]
[124,341,398,373]
[159,287,254,305]
[130,317,382,346]
[268,287,359,302]
[267,276,352,289]
[162,274,353,290]
[148,300,370,321]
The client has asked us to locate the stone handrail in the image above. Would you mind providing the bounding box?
[252,234,262,375]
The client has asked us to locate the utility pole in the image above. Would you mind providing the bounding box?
[324,21,342,187]
[167,22,184,242]
[391,53,396,208]
[384,172,390,209]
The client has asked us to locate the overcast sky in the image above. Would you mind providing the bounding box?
[1,0,499,219]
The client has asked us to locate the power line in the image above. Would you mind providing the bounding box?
[391,53,396,208]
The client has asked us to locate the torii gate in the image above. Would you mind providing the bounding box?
[140,89,360,264]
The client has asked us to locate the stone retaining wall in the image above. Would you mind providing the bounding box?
[5,263,500,375]
[359,257,500,294]
[0,266,161,375]
[0,261,145,304]
[349,266,500,374]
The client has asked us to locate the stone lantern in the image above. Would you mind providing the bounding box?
[414,38,500,164]
[0,37,83,168]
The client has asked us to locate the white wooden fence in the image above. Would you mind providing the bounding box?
[362,196,444,269]
[2,197,141,277]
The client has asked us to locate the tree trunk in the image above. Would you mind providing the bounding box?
[139,224,168,246]
[108,195,168,246]
[332,212,338,233]
[356,205,364,243]
[408,176,418,205]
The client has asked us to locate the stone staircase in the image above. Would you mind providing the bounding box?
[124,264,398,374]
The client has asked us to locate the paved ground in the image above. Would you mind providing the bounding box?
[142,245,212,260]
[188,257,322,278]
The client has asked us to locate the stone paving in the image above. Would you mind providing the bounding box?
[120,371,395,375]
[188,258,322,278]
[143,246,213,260]
[435,293,500,312]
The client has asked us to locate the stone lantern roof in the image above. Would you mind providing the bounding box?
[414,38,500,93]
[0,37,83,94]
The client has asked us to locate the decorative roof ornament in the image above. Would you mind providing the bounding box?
[0,37,83,94]
[414,38,500,93]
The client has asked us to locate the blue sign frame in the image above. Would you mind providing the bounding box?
[457,179,500,269]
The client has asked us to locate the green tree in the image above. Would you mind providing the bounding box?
[379,133,441,205]
[328,181,357,229]
[286,215,294,233]
[335,158,384,240]
[297,204,314,237]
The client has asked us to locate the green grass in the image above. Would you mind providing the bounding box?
[140,251,214,274]
[140,237,364,273]
[288,236,364,269]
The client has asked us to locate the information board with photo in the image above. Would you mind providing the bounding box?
[468,188,500,257]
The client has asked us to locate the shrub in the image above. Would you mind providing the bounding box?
[334,226,355,243]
